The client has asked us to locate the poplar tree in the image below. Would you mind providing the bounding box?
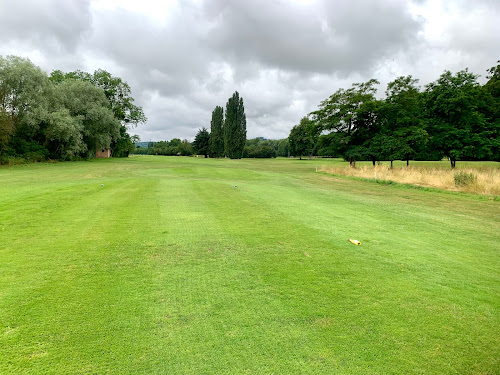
[224,91,246,159]
[209,105,224,157]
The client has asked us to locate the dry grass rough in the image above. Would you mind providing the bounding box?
[318,164,500,196]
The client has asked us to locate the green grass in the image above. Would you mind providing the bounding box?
[0,156,499,374]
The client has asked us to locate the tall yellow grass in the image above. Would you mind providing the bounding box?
[318,165,500,196]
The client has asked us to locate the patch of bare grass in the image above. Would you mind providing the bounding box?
[318,164,500,196]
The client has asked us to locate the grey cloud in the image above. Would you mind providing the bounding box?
[446,3,500,67]
[0,0,91,52]
[86,6,214,97]
[140,93,211,140]
[203,0,423,75]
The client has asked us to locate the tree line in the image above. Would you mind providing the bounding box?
[289,62,500,168]
[0,55,145,164]
[135,136,289,158]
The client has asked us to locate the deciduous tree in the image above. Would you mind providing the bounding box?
[288,117,319,160]
[312,79,379,167]
[424,70,492,168]
[50,68,146,157]
[0,55,50,132]
[56,79,120,156]
[378,76,427,166]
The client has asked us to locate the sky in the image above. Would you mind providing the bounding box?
[1,0,499,142]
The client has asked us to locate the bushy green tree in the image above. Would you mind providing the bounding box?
[243,138,277,158]
[56,79,120,156]
[112,128,138,157]
[0,110,14,152]
[0,56,50,140]
[0,56,68,161]
[288,117,319,160]
[43,108,86,159]
[177,139,194,156]
[484,62,500,161]
[424,70,492,168]
[50,68,146,157]
[312,79,380,167]
[374,76,427,167]
[149,141,168,155]
[1,55,145,161]
[485,61,500,99]
[275,138,289,157]
[193,127,210,157]
[210,106,224,157]
[149,138,194,156]
[169,138,181,148]
[224,91,246,159]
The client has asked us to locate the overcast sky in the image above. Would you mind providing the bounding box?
[1,0,499,141]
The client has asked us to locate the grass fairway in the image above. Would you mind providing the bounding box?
[1,156,499,374]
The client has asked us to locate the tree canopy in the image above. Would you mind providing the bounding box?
[307,63,499,167]
[424,70,493,167]
[311,79,380,166]
[0,55,144,162]
[193,127,210,157]
[288,117,319,160]
[372,76,427,167]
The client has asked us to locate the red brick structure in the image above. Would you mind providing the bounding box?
[96,148,111,158]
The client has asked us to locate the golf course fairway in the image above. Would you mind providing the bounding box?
[0,156,498,374]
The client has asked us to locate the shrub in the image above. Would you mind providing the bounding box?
[454,171,477,187]
[0,155,26,165]
[243,145,276,158]
[25,150,49,162]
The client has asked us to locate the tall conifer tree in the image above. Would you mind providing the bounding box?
[210,106,224,157]
[224,91,246,159]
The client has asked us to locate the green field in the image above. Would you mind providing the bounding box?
[1,156,499,374]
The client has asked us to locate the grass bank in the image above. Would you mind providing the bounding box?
[0,156,499,374]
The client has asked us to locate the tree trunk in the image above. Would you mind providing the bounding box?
[372,160,376,167]
[390,160,393,169]
[450,159,456,168]
[299,155,302,160]
[349,160,356,168]
[406,159,409,167]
